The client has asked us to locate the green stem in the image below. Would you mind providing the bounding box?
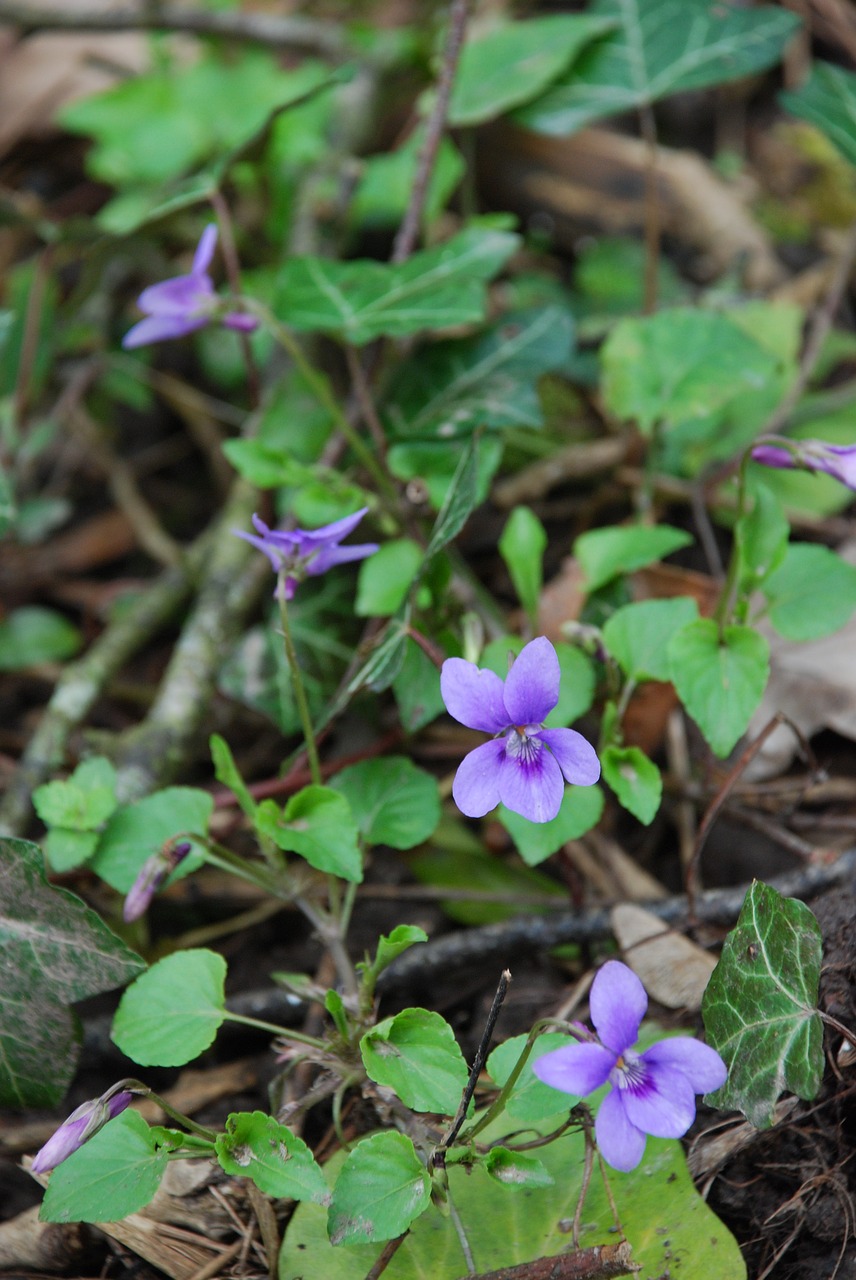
[119,1080,217,1141]
[243,300,397,503]
[277,584,322,788]
[714,446,753,633]
[460,1018,579,1143]
[224,1010,326,1049]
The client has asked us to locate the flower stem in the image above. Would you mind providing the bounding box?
[714,447,753,633]
[276,581,322,789]
[223,1010,326,1049]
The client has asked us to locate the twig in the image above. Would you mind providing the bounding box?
[345,344,388,457]
[391,0,470,264]
[111,479,267,800]
[377,846,856,992]
[454,1240,638,1280]
[0,2,349,58]
[437,970,511,1163]
[363,1234,409,1280]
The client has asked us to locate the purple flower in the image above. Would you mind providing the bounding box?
[533,961,727,1172]
[122,224,257,349]
[124,839,192,923]
[752,439,856,491]
[440,636,600,824]
[32,1086,134,1174]
[233,508,378,600]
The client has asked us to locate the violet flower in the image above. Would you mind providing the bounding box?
[440,636,600,824]
[234,508,378,600]
[122,224,257,349]
[124,839,192,923]
[32,1085,134,1174]
[751,438,856,491]
[533,960,727,1172]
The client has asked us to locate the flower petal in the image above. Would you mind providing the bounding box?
[309,542,379,575]
[532,1041,615,1097]
[818,444,856,489]
[620,1061,697,1138]
[502,637,559,724]
[193,224,219,274]
[452,739,505,817]
[441,659,509,733]
[298,508,370,548]
[590,961,647,1055]
[137,275,213,315]
[642,1037,727,1093]
[595,1088,647,1172]
[538,728,601,785]
[498,740,564,822]
[122,313,207,349]
[751,444,793,471]
[223,311,259,333]
[232,527,284,572]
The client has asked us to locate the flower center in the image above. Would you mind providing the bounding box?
[505,726,543,765]
[611,1050,647,1092]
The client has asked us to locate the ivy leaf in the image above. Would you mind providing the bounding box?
[327,1132,431,1246]
[383,306,575,441]
[761,543,856,641]
[668,620,769,758]
[111,949,227,1067]
[276,227,518,345]
[574,524,692,593]
[0,839,144,1107]
[517,0,800,136]
[601,746,662,825]
[256,786,363,883]
[40,1109,169,1224]
[702,881,824,1128]
[329,758,440,850]
[781,61,856,169]
[448,14,616,126]
[215,1111,329,1202]
[361,1009,469,1114]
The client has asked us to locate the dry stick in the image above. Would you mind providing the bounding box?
[0,549,204,835]
[377,845,856,992]
[0,2,349,57]
[436,969,512,1167]
[684,712,820,919]
[453,1240,638,1280]
[111,479,267,801]
[363,1234,409,1280]
[391,0,470,265]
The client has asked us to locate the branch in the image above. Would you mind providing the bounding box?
[459,1241,638,1280]
[0,2,349,59]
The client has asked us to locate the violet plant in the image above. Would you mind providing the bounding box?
[9,5,856,1275]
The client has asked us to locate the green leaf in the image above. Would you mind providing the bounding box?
[361,1008,469,1115]
[761,543,856,640]
[366,926,429,983]
[702,881,824,1128]
[256,786,363,883]
[734,482,789,597]
[44,828,100,874]
[498,786,604,866]
[383,306,575,441]
[210,734,257,819]
[351,130,464,229]
[34,757,117,831]
[448,15,616,126]
[388,436,503,512]
[499,507,547,624]
[423,435,480,562]
[215,1111,329,1202]
[781,61,856,169]
[0,839,144,1107]
[282,1107,745,1278]
[328,1131,431,1247]
[40,1109,168,1224]
[276,227,518,345]
[329,758,440,850]
[517,0,800,136]
[0,606,81,671]
[480,636,596,726]
[393,638,445,733]
[574,524,692,593]
[111,949,227,1067]
[602,597,699,683]
[668,620,769,758]
[601,746,662,825]
[486,1032,581,1124]
[89,787,213,892]
[482,1148,554,1189]
[601,308,791,437]
[355,539,424,617]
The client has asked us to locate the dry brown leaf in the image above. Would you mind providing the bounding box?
[611,902,717,1010]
